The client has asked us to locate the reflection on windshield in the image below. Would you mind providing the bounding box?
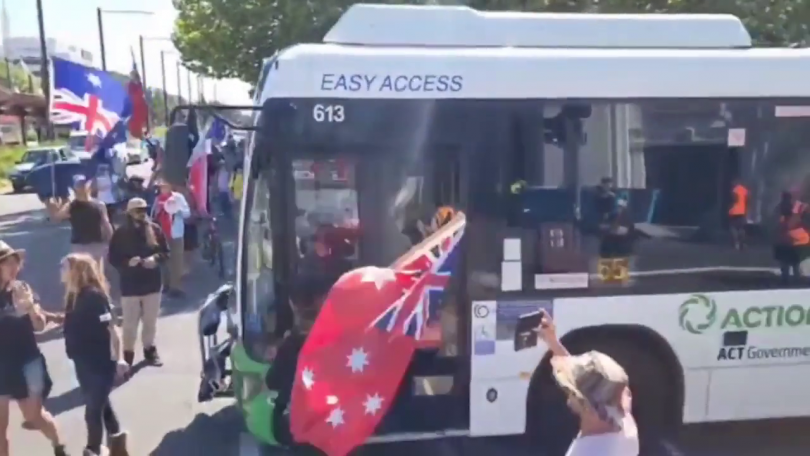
[290,156,461,355]
[294,159,359,280]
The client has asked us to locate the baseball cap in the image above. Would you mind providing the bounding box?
[551,351,629,428]
[72,174,88,187]
[126,197,148,212]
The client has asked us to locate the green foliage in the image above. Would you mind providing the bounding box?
[172,0,810,85]
[0,60,41,94]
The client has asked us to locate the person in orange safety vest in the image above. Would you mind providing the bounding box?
[774,191,810,285]
[728,179,749,250]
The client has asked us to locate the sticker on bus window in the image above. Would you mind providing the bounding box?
[597,258,630,284]
[474,340,495,356]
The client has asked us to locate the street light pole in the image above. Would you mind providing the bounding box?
[96,7,107,70]
[175,61,182,103]
[160,51,169,126]
[186,67,192,102]
[36,0,52,139]
[97,10,153,72]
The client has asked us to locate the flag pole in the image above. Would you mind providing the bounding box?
[139,35,150,131]
[160,51,169,126]
[97,7,107,71]
[36,0,52,140]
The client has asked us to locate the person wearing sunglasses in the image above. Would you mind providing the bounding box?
[107,198,170,368]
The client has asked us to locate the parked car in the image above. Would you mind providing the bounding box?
[7,146,78,193]
[67,130,94,162]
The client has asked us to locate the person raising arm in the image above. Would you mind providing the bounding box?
[535,311,639,456]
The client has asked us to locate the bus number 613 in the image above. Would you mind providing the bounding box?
[313,104,345,123]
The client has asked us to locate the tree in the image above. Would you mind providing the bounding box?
[172,0,810,84]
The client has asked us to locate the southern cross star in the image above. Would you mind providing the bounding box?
[347,347,369,373]
[363,393,384,415]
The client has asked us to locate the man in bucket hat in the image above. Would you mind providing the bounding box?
[536,311,639,456]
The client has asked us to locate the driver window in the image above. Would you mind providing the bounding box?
[292,158,359,279]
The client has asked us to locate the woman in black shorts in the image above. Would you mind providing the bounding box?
[0,241,67,456]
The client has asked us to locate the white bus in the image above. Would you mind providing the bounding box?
[201,4,810,454]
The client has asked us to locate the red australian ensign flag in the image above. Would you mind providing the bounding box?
[290,213,466,456]
[127,49,148,139]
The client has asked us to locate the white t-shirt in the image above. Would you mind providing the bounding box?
[217,168,231,192]
[565,418,639,456]
[95,174,117,204]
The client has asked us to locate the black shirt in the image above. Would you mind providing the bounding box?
[63,287,115,371]
[69,200,103,244]
[595,190,617,222]
[265,331,307,413]
[0,284,41,368]
[108,221,169,296]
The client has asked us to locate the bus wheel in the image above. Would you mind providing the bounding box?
[525,335,677,456]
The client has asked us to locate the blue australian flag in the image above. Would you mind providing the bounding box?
[50,57,131,143]
[50,57,135,173]
[206,117,227,144]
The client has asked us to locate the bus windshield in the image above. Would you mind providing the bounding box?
[240,96,810,362]
[241,105,464,361]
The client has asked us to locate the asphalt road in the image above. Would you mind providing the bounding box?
[2,164,809,455]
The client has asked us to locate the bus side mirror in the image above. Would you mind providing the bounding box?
[164,122,192,186]
[199,283,234,337]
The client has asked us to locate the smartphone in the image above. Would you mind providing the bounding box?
[514,310,544,351]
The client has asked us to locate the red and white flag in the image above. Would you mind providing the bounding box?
[187,122,209,215]
[290,214,466,456]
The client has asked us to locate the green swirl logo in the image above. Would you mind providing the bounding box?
[679,294,717,335]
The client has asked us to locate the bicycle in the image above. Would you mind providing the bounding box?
[200,214,226,279]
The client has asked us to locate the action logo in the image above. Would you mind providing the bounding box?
[679,294,717,335]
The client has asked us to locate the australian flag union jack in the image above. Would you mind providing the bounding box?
[371,221,465,340]
[50,57,131,139]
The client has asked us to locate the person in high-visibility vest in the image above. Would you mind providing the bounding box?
[774,191,810,284]
[728,179,749,250]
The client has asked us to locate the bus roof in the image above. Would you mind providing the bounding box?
[325,4,752,49]
[263,46,810,101]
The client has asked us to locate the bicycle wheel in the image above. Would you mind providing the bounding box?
[208,237,217,266]
[216,240,226,279]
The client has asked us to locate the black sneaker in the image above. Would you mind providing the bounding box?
[123,350,135,367]
[54,444,70,456]
[144,347,163,366]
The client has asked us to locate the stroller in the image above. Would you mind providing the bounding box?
[197,283,237,402]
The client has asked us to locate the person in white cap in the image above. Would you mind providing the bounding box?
[46,174,113,272]
[0,241,68,456]
[536,311,639,456]
[152,180,191,297]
